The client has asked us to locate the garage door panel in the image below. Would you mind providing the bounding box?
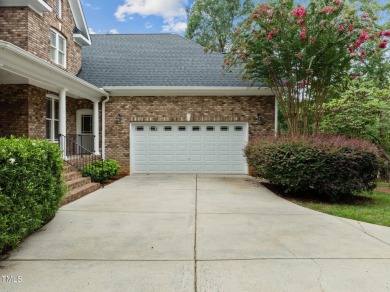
[131,123,247,174]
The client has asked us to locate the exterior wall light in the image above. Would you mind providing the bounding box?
[257,113,266,125]
[116,114,122,124]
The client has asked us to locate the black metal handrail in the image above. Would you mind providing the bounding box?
[59,134,104,184]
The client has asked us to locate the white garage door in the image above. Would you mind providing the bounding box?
[130,123,248,174]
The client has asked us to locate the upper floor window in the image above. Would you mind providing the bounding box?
[56,0,62,18]
[50,29,66,68]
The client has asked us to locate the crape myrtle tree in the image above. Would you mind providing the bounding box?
[225,0,389,135]
[185,0,254,52]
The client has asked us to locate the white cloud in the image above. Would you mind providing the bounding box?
[115,0,188,33]
[83,2,100,10]
[162,18,187,33]
[109,29,119,34]
[145,22,153,29]
[88,27,96,34]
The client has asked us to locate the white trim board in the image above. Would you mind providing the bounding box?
[104,86,275,97]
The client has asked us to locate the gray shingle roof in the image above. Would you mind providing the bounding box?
[77,34,258,88]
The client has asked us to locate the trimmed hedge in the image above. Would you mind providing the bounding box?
[81,159,120,182]
[246,135,380,201]
[0,138,67,255]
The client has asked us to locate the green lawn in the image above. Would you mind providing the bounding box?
[275,184,390,227]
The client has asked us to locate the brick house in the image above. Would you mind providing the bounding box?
[0,0,276,175]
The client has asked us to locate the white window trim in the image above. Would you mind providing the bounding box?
[56,0,62,19]
[50,29,66,68]
[46,94,59,142]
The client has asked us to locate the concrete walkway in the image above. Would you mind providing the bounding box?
[1,175,390,291]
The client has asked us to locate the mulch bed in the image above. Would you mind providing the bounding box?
[102,174,127,187]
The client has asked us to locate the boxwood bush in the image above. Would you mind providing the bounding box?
[0,138,67,255]
[81,159,120,182]
[245,135,380,201]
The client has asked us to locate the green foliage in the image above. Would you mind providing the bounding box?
[322,79,390,152]
[245,135,380,201]
[0,138,67,255]
[226,0,389,135]
[82,159,120,183]
[185,0,254,52]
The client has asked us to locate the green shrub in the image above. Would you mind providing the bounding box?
[0,137,67,255]
[245,135,380,201]
[82,159,120,182]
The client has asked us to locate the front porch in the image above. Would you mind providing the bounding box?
[0,41,108,159]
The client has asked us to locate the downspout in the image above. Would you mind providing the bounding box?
[274,96,278,138]
[101,94,110,161]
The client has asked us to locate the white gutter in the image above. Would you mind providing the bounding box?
[101,95,110,161]
[0,41,107,101]
[103,86,275,97]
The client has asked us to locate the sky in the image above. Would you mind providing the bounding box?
[81,0,195,35]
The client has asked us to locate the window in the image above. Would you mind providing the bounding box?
[178,126,186,131]
[234,126,243,131]
[56,0,62,18]
[206,126,215,131]
[192,126,200,131]
[50,29,66,67]
[150,126,158,131]
[136,126,144,131]
[220,126,229,131]
[46,96,59,142]
[164,126,172,131]
[81,115,93,134]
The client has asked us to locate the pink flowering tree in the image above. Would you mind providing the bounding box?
[225,0,389,135]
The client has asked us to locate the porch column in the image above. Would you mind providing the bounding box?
[93,101,100,155]
[59,88,67,160]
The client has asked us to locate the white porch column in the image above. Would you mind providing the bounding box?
[59,88,67,160]
[93,101,100,155]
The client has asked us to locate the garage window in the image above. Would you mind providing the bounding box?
[136,126,144,131]
[178,126,186,131]
[192,126,200,131]
[164,126,172,131]
[150,126,158,131]
[206,126,215,131]
[220,126,229,131]
[235,126,243,131]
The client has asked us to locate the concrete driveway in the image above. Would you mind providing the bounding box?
[1,175,390,291]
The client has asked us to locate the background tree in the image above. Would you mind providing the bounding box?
[321,79,390,152]
[225,0,389,135]
[185,0,254,52]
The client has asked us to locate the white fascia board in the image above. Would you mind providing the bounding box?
[0,0,52,16]
[103,86,275,97]
[68,0,91,46]
[74,33,91,46]
[0,41,107,101]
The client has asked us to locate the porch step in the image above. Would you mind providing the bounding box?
[66,177,92,191]
[64,171,82,181]
[62,182,101,206]
[62,162,101,206]
[64,164,77,173]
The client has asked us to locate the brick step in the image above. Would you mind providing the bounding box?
[66,177,92,191]
[64,164,77,173]
[63,171,83,181]
[62,183,101,206]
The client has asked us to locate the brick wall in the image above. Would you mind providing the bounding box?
[0,7,28,50]
[0,0,82,75]
[0,85,29,137]
[105,96,275,174]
